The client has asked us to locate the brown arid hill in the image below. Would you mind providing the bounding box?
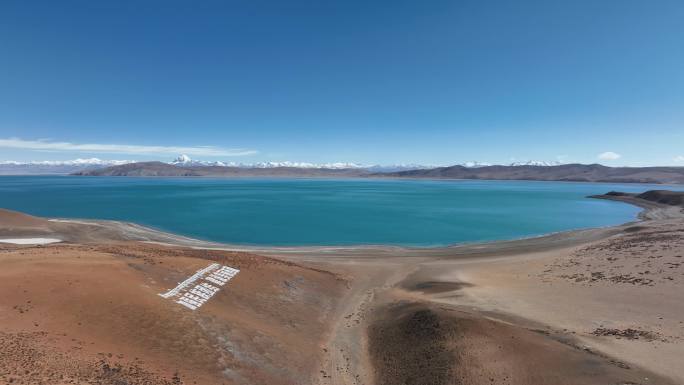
[635,190,684,206]
[0,208,49,228]
[73,162,684,184]
[593,190,684,210]
[379,163,684,184]
[0,209,349,385]
[0,242,348,385]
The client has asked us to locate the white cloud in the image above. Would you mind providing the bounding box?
[597,151,621,161]
[674,155,684,163]
[0,138,257,157]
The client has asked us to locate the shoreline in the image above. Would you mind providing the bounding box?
[35,212,629,260]
[1,193,683,384]
[28,193,672,259]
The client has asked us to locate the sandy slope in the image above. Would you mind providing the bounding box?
[0,240,347,384]
[437,219,684,382]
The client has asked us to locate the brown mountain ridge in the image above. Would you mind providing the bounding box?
[74,162,684,184]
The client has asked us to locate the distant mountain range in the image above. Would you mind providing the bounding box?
[67,156,684,184]
[167,155,562,169]
[0,154,567,175]
[4,155,684,183]
[0,158,135,175]
[0,155,428,175]
[167,154,429,172]
[0,154,438,175]
[379,164,684,184]
[73,161,372,177]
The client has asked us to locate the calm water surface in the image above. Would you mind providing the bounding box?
[0,176,669,246]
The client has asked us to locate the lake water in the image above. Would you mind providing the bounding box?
[0,176,665,247]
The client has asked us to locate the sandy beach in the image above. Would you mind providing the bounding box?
[1,194,683,385]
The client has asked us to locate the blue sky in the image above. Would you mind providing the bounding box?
[1,0,683,166]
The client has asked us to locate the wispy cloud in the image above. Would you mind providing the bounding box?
[597,151,621,161]
[0,138,257,157]
[674,155,684,163]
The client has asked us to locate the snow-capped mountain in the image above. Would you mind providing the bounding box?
[252,161,366,169]
[169,156,565,169]
[171,154,193,164]
[169,155,430,171]
[0,158,136,175]
[170,154,230,167]
[460,161,492,168]
[364,164,429,172]
[508,160,564,167]
[0,158,135,166]
[0,155,569,175]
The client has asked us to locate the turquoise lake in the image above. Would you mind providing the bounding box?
[0,176,670,247]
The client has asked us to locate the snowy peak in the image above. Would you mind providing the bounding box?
[172,154,192,164]
[0,158,137,175]
[507,160,564,167]
[167,156,429,171]
[460,161,492,168]
[0,158,135,166]
[0,155,570,176]
[250,161,366,169]
[170,155,229,167]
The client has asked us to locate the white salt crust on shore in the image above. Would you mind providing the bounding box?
[0,238,62,244]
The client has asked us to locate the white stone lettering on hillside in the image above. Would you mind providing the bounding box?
[158,262,240,310]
